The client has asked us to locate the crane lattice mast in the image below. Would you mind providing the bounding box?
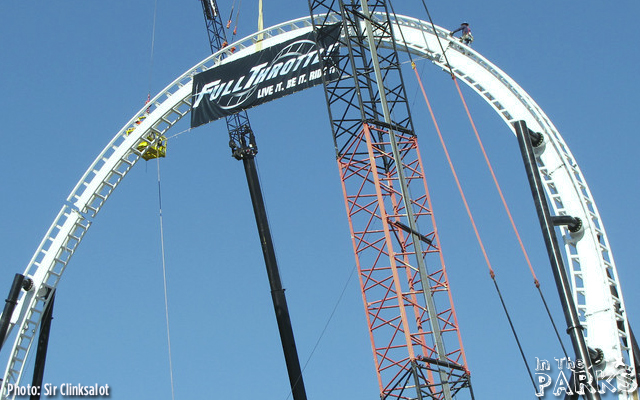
[199,0,254,152]
[307,1,474,398]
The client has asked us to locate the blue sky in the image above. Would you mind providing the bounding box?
[1,1,639,399]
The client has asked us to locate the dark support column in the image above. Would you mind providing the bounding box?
[514,120,601,400]
[0,274,25,353]
[564,373,580,400]
[241,154,308,400]
[630,327,640,381]
[31,290,55,400]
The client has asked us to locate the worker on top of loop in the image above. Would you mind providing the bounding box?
[450,22,474,46]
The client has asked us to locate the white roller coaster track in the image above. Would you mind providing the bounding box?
[1,13,635,399]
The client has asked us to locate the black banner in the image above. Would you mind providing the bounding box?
[190,24,341,128]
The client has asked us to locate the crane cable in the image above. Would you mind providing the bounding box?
[411,62,537,392]
[451,77,569,359]
[256,0,264,50]
[258,0,263,32]
[387,0,471,371]
[416,0,569,359]
[226,0,235,28]
[156,158,176,400]
[284,264,357,400]
[147,0,159,98]
[387,0,536,389]
[232,0,242,38]
[147,1,177,398]
[253,155,358,400]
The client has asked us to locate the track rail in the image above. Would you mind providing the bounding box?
[1,13,633,399]
[385,15,634,391]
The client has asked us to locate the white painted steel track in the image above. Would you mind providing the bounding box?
[1,13,634,399]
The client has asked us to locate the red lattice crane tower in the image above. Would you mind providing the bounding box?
[308,0,475,398]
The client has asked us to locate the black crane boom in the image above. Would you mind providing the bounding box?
[197,2,308,399]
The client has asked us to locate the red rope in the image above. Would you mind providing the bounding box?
[411,63,538,388]
[411,62,494,278]
[452,77,541,287]
[451,75,569,358]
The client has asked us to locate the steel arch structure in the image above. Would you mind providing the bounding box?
[0,13,634,399]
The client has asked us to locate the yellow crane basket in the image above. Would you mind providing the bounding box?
[125,114,167,160]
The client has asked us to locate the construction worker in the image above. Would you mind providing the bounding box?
[450,22,473,45]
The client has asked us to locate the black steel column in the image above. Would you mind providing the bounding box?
[0,274,25,353]
[241,154,308,400]
[630,327,640,382]
[514,120,601,400]
[31,290,55,400]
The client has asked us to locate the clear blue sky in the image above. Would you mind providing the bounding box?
[1,1,638,399]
